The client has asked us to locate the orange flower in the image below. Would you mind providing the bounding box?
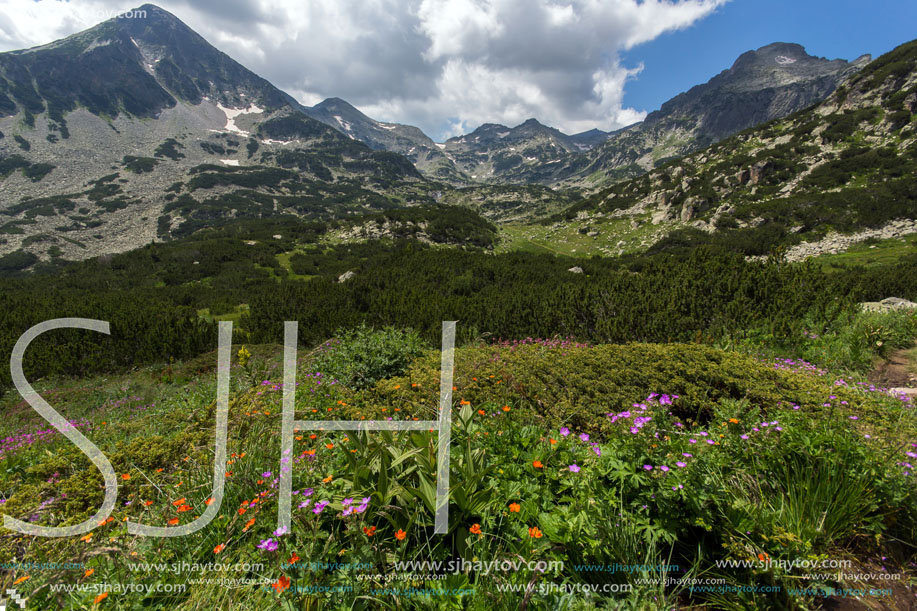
[363,526,377,537]
[172,498,186,506]
[305,450,316,456]
[168,518,179,525]
[121,473,131,480]
[395,529,407,541]
[477,409,485,415]
[13,575,29,585]
[84,569,95,578]
[310,434,317,440]
[502,406,510,412]
[549,438,557,445]
[508,503,521,513]
[177,504,192,513]
[394,385,401,390]
[213,544,225,554]
[243,518,256,532]
[80,533,93,542]
[532,460,543,468]
[94,592,108,604]
[238,507,247,516]
[325,443,334,449]
[155,468,163,473]
[469,523,482,535]
[322,475,333,483]
[288,553,300,564]
[528,526,543,538]
[143,500,154,506]
[205,498,214,506]
[295,436,303,441]
[225,471,233,477]
[729,418,740,424]
[460,400,470,406]
[272,575,291,593]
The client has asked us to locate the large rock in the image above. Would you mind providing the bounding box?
[860,297,917,312]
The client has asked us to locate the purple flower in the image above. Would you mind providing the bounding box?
[579,433,590,442]
[658,465,669,472]
[689,439,696,444]
[342,498,353,506]
[273,526,288,537]
[643,464,653,471]
[675,461,686,468]
[740,434,749,440]
[257,538,279,552]
[569,464,580,473]
[298,500,311,509]
[593,446,601,457]
[261,471,272,478]
[682,453,692,458]
[560,427,570,437]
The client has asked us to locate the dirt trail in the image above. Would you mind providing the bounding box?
[869,344,917,400]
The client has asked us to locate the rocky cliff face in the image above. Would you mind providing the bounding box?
[561,43,870,188]
[548,40,917,259]
[0,5,429,264]
[302,98,465,182]
[423,43,867,188]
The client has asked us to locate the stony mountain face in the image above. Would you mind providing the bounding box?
[428,43,868,188]
[0,5,432,263]
[566,42,872,186]
[302,97,466,183]
[0,4,298,122]
[438,118,597,183]
[549,40,917,258]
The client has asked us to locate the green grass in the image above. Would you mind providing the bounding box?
[497,215,673,257]
[815,234,917,272]
[197,304,250,323]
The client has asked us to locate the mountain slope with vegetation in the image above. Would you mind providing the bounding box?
[543,39,917,259]
[0,5,439,265]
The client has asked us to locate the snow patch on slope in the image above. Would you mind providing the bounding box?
[216,103,265,135]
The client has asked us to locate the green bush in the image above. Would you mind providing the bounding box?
[313,324,427,389]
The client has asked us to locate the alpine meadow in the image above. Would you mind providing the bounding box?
[0,2,916,609]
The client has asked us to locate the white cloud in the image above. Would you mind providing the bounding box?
[0,0,727,139]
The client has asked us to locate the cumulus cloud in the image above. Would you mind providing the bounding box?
[0,0,727,139]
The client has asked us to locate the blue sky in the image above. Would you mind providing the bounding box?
[620,0,917,114]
